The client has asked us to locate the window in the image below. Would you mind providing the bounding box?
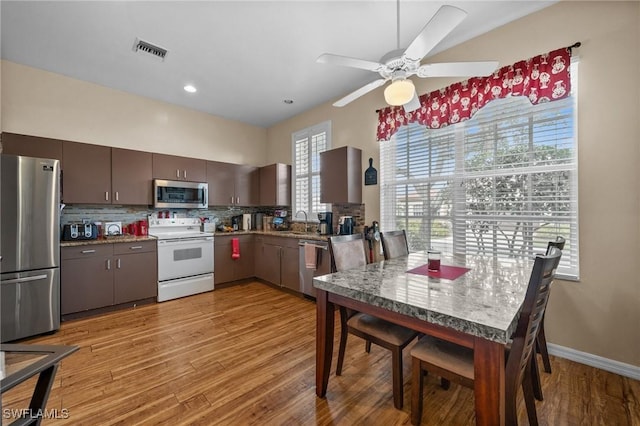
[381,67,578,279]
[292,121,331,219]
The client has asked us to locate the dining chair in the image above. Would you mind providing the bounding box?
[328,233,419,409]
[380,230,409,260]
[410,247,562,425]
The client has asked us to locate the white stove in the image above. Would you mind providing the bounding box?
[149,217,214,302]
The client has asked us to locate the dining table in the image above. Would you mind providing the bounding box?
[313,251,535,426]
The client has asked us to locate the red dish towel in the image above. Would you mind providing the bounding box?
[407,264,470,280]
[231,238,240,259]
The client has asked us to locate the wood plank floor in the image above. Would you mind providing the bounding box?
[3,282,639,425]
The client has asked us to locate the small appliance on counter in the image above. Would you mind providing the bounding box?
[62,223,99,241]
[242,213,252,231]
[338,216,355,235]
[231,215,243,231]
[318,212,333,235]
[252,213,264,230]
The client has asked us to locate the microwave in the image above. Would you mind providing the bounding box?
[153,179,208,209]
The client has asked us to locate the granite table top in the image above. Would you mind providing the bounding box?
[313,251,535,344]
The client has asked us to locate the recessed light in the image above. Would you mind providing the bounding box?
[283,99,294,104]
[184,85,197,93]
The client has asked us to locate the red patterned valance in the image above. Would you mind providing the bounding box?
[376,47,572,141]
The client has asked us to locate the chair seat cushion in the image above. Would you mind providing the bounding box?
[347,313,417,346]
[410,336,475,381]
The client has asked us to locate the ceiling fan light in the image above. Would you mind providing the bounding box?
[384,79,415,106]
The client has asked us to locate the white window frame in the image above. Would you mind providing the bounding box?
[291,121,331,221]
[381,62,579,280]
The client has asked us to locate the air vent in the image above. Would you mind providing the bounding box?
[133,38,168,61]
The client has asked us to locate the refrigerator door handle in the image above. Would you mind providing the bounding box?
[1,274,49,285]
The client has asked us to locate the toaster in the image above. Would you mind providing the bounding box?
[62,223,99,241]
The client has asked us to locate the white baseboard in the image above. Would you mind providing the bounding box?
[548,343,640,380]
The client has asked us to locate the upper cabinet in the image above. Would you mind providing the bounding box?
[1,132,63,161]
[259,163,291,206]
[152,153,206,182]
[207,161,259,206]
[320,146,362,204]
[62,142,152,205]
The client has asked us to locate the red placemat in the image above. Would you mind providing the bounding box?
[407,264,470,280]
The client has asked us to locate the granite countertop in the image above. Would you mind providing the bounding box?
[60,235,157,247]
[313,251,535,344]
[215,230,328,241]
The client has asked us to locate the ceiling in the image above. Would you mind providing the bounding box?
[1,1,557,128]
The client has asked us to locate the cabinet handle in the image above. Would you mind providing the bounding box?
[236,197,240,204]
[81,249,96,254]
[176,169,180,179]
[129,246,143,250]
[230,196,234,204]
[115,191,119,202]
[184,170,187,180]
[117,258,121,269]
[105,191,109,201]
[106,259,111,270]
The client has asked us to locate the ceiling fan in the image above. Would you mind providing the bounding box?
[317,3,499,112]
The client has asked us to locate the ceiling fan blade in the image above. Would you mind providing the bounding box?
[416,61,499,78]
[403,5,467,62]
[403,90,421,113]
[333,79,387,107]
[317,53,384,72]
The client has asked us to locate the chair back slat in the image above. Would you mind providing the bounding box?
[546,236,566,255]
[506,246,562,391]
[329,234,367,272]
[380,230,409,260]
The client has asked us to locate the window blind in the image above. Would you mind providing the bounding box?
[381,75,578,279]
[292,121,331,217]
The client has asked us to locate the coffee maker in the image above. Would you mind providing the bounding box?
[338,216,354,235]
[317,212,333,235]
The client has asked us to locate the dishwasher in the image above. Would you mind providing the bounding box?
[298,240,330,298]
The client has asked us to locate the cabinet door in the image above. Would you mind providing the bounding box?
[62,141,112,204]
[111,148,153,205]
[114,251,158,304]
[255,242,281,284]
[1,133,63,161]
[152,153,205,182]
[61,255,113,314]
[320,146,362,204]
[214,237,236,284]
[235,238,255,280]
[235,165,260,206]
[280,245,300,291]
[207,161,236,206]
[259,163,291,206]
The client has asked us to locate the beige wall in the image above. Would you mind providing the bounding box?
[1,61,267,166]
[267,1,640,367]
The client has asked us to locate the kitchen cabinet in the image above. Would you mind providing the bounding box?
[61,240,157,315]
[152,153,206,182]
[259,163,291,206]
[62,141,112,204]
[206,161,259,206]
[254,236,300,292]
[111,148,153,205]
[214,234,255,285]
[320,146,362,204]
[1,132,63,161]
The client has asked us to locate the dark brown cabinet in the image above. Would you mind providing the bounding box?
[61,241,157,315]
[111,148,153,205]
[259,163,291,206]
[214,234,255,285]
[206,161,259,206]
[1,132,63,161]
[254,236,300,292]
[320,146,362,204]
[62,141,112,204]
[152,153,206,182]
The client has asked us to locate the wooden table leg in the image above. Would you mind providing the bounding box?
[473,337,505,426]
[315,289,334,398]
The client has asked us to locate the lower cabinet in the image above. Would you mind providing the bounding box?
[254,236,300,292]
[61,240,157,315]
[214,234,255,285]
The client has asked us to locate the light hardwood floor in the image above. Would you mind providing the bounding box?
[2,282,639,425]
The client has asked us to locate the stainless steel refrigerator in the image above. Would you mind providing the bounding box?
[1,154,61,342]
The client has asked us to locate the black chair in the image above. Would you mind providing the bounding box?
[328,233,419,409]
[410,247,562,425]
[380,230,409,260]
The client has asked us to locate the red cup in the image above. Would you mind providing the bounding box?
[128,223,138,236]
[137,220,148,236]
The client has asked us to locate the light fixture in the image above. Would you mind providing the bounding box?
[384,78,415,106]
[184,85,197,93]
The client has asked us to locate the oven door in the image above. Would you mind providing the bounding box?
[157,236,214,281]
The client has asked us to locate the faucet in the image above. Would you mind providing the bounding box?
[295,210,308,233]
